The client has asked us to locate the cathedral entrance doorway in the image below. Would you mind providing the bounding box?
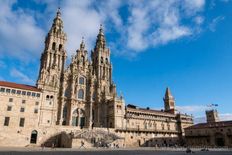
[72,116,78,126]
[215,133,225,146]
[72,109,78,126]
[72,108,85,127]
[80,117,85,129]
[30,130,38,144]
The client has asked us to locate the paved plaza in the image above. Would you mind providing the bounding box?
[0,148,232,155]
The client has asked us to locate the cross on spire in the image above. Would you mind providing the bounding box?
[80,37,85,50]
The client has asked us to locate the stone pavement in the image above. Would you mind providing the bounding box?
[0,147,232,155]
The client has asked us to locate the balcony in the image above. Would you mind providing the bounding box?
[115,127,179,134]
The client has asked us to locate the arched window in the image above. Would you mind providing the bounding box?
[63,106,67,118]
[79,77,85,85]
[81,55,85,65]
[106,58,108,64]
[64,88,69,97]
[52,42,56,50]
[30,130,38,144]
[78,89,84,99]
[101,57,103,63]
[59,44,62,51]
[92,91,96,101]
[62,104,67,125]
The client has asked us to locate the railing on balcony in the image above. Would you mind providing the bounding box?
[115,127,179,134]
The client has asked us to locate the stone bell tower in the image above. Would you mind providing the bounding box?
[91,25,113,95]
[37,8,67,90]
[91,25,116,127]
[206,109,219,123]
[36,8,67,126]
[163,87,176,114]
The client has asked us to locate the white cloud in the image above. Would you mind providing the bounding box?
[124,0,204,52]
[152,26,191,45]
[127,4,150,51]
[183,0,205,14]
[220,113,232,121]
[10,68,33,84]
[194,113,232,124]
[0,0,211,60]
[0,0,45,61]
[61,1,103,56]
[194,16,204,25]
[176,105,206,113]
[209,16,225,32]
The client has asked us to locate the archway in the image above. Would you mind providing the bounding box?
[72,109,79,126]
[71,108,85,128]
[215,133,225,146]
[30,130,38,144]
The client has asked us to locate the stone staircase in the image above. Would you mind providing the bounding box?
[72,129,123,146]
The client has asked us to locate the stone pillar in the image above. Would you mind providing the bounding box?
[46,52,50,69]
[89,101,93,128]
[58,99,64,125]
[49,53,53,68]
[68,102,73,126]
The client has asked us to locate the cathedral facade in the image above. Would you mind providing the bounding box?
[0,10,193,147]
[36,9,122,130]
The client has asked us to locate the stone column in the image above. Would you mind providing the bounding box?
[68,102,73,126]
[49,53,53,68]
[46,52,50,69]
[58,99,64,125]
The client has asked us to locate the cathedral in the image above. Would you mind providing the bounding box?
[0,9,193,147]
[36,8,122,129]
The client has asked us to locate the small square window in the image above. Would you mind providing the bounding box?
[27,92,31,96]
[9,98,13,102]
[0,88,5,92]
[34,109,38,114]
[22,100,26,104]
[22,91,26,95]
[4,117,10,126]
[6,89,10,93]
[11,89,16,94]
[7,106,12,111]
[35,102,39,105]
[20,107,25,112]
[17,90,21,95]
[19,118,25,127]
[47,120,50,123]
[32,92,36,97]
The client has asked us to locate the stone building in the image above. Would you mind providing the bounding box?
[0,9,193,147]
[185,110,232,147]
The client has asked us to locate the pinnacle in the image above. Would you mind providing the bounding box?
[56,7,61,17]
[165,87,173,98]
[80,37,85,49]
[99,24,104,36]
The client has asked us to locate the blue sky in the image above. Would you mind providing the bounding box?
[0,0,232,123]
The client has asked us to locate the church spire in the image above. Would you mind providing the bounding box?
[49,7,64,35]
[94,24,106,50]
[37,8,67,89]
[163,87,176,114]
[165,87,173,99]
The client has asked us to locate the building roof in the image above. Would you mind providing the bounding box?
[186,120,232,129]
[0,81,41,92]
[126,105,176,117]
